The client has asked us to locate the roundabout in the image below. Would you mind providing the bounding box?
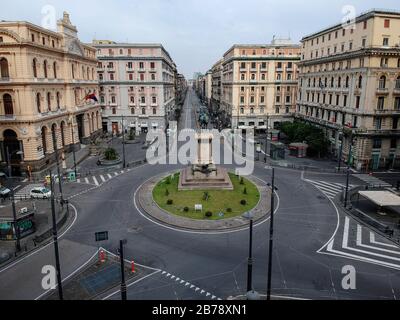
[135,170,271,233]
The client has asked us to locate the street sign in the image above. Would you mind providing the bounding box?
[195,204,203,212]
[95,231,109,242]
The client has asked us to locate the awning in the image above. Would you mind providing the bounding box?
[141,123,148,128]
[358,191,400,207]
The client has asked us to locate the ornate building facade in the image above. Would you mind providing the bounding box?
[92,41,177,134]
[220,40,301,130]
[0,12,101,176]
[297,9,400,170]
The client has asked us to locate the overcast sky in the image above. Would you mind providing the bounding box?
[1,0,399,78]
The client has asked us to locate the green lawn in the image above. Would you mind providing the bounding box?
[152,172,260,220]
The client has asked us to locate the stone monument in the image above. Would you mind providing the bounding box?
[178,132,233,190]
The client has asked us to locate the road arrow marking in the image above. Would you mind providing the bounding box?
[180,280,185,284]
[195,288,200,292]
[171,276,175,280]
[190,285,195,289]
[175,277,180,281]
[200,290,205,294]
[206,293,210,297]
[166,273,171,277]
[185,282,190,286]
[161,271,166,275]
[211,296,216,300]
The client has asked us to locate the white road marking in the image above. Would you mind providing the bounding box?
[77,179,81,183]
[114,172,118,177]
[357,225,400,255]
[370,232,398,249]
[107,174,112,179]
[85,177,89,184]
[92,176,99,186]
[100,175,106,183]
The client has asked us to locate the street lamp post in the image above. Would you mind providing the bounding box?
[51,131,64,204]
[267,168,275,301]
[344,134,353,208]
[121,115,126,169]
[11,189,21,252]
[49,170,63,300]
[242,211,255,293]
[265,114,269,163]
[119,239,127,301]
[69,118,78,178]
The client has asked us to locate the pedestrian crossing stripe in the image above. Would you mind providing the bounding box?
[306,179,356,200]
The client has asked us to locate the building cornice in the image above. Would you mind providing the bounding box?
[299,47,400,67]
[301,9,400,41]
[222,56,301,66]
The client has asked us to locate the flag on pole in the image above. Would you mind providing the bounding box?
[85,92,98,102]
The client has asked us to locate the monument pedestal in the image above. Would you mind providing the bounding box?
[178,166,233,191]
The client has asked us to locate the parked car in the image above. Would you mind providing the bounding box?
[30,187,51,199]
[0,186,11,199]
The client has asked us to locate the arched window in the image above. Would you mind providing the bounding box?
[87,67,90,80]
[60,121,66,146]
[240,107,244,114]
[0,58,9,78]
[41,127,47,153]
[338,77,341,87]
[358,76,363,88]
[33,59,37,78]
[396,76,400,89]
[345,76,349,88]
[43,60,48,78]
[3,94,13,115]
[82,66,85,79]
[51,124,57,149]
[71,63,75,79]
[142,108,146,115]
[92,68,95,80]
[379,75,386,88]
[53,61,57,79]
[153,108,156,115]
[56,92,61,109]
[36,93,41,113]
[47,92,51,111]
[131,108,135,114]
[331,77,334,87]
[250,107,254,114]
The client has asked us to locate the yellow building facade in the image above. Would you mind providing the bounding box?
[0,12,101,176]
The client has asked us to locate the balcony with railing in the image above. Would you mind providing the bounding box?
[0,114,16,121]
[376,81,389,94]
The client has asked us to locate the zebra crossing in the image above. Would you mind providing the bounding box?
[305,179,356,200]
[160,271,222,300]
[76,169,131,186]
[319,216,400,271]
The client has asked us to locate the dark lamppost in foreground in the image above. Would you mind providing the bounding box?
[119,239,128,300]
[267,167,278,301]
[242,211,255,294]
[49,170,63,300]
[11,189,21,252]
[121,115,126,169]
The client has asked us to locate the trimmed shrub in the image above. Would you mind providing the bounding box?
[205,211,213,218]
[240,177,245,185]
[183,207,189,212]
[226,208,232,213]
[165,189,170,196]
[104,148,118,161]
[240,199,247,206]
[243,187,247,195]
[167,199,173,205]
[203,191,210,201]
[165,176,171,185]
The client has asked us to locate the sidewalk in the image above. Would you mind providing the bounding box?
[0,198,68,267]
